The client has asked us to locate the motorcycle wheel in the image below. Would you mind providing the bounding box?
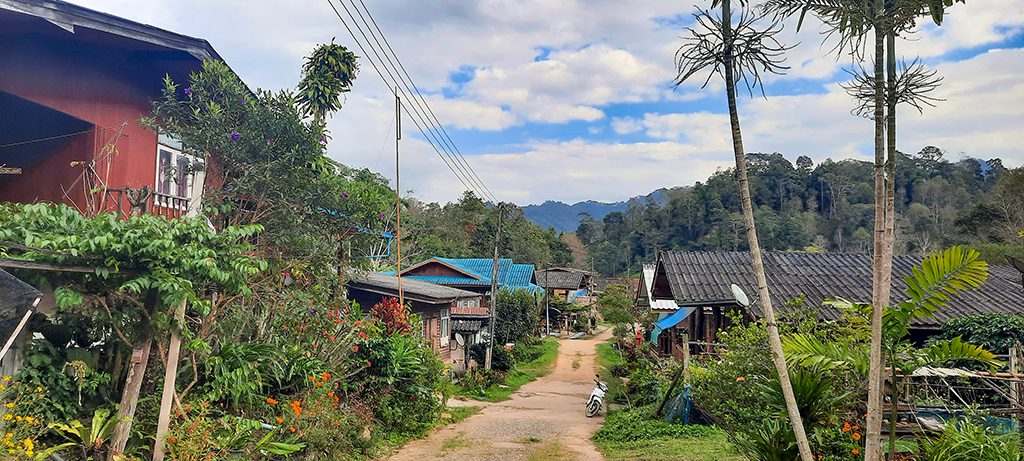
[586,398,600,417]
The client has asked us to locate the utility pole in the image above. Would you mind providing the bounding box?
[485,203,504,370]
[395,88,404,305]
[544,269,550,337]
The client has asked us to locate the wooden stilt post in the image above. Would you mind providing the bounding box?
[152,300,186,461]
[1011,346,1019,435]
[109,339,151,460]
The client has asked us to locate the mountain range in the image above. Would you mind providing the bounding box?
[523,188,675,233]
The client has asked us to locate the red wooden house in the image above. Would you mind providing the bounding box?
[0,0,225,217]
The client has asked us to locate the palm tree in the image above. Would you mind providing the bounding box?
[296,39,359,127]
[674,3,815,460]
[783,246,998,459]
[761,0,963,457]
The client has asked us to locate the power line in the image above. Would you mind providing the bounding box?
[324,0,477,197]
[337,0,495,203]
[348,0,497,203]
[352,0,498,203]
[0,124,126,149]
[324,0,499,204]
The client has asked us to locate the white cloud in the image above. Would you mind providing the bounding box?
[611,117,643,134]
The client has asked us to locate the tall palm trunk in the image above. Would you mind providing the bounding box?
[865,2,889,458]
[721,1,813,459]
[884,30,899,461]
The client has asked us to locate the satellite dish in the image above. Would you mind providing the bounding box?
[455,333,465,346]
[731,284,750,307]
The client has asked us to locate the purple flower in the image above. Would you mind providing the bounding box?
[230,132,240,141]
[310,309,316,314]
[343,192,348,199]
[242,97,246,104]
[319,137,326,144]
[267,139,273,145]
[380,213,385,219]
[184,87,192,96]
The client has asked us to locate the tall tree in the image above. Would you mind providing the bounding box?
[763,0,961,456]
[296,39,359,126]
[674,3,814,460]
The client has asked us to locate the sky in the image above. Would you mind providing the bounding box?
[74,0,1024,206]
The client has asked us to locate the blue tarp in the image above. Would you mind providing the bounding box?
[655,306,697,330]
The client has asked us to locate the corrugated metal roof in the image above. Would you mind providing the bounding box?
[399,258,539,292]
[657,251,1024,329]
[346,272,482,304]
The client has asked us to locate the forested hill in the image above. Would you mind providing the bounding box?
[523,188,676,232]
[577,149,1024,276]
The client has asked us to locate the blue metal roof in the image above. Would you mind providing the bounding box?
[398,258,538,292]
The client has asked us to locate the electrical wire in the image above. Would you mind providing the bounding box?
[352,0,497,203]
[0,123,126,149]
[347,0,496,203]
[324,0,499,204]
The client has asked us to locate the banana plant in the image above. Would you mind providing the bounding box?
[41,408,124,461]
[782,246,1003,458]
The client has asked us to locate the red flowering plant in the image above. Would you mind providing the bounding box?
[370,297,411,337]
[268,372,374,459]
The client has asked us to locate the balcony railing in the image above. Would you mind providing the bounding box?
[100,187,191,220]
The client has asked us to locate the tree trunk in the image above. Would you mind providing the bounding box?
[722,1,813,459]
[865,9,888,461]
[108,338,152,460]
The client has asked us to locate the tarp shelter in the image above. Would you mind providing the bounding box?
[651,306,697,345]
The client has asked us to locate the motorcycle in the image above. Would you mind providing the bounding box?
[586,374,608,417]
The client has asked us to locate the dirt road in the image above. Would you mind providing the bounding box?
[384,328,613,461]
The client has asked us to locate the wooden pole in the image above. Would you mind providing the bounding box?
[0,311,32,363]
[1011,346,1019,435]
[152,300,186,461]
[395,89,404,306]
[109,339,151,460]
[485,204,503,370]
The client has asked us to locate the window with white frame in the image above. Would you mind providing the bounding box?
[456,299,480,309]
[156,145,202,200]
[439,309,450,347]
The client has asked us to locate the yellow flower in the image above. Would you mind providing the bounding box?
[24,417,33,424]
[35,387,41,393]
[2,377,10,382]
[4,433,10,439]
[4,403,12,408]
[3,415,11,421]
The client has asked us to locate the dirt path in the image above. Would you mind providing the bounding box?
[384,328,613,461]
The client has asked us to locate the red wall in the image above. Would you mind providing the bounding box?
[0,34,184,209]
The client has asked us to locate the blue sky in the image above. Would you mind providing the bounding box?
[74,0,1024,205]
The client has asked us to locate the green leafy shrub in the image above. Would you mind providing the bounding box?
[468,342,514,372]
[920,415,1022,461]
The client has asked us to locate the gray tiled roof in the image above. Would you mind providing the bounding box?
[658,251,1024,329]
[346,271,481,304]
[535,270,584,290]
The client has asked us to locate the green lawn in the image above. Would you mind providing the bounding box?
[518,338,560,377]
[596,431,745,461]
[595,341,627,404]
[453,339,560,402]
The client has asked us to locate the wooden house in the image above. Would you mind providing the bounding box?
[650,251,1024,354]
[346,271,487,371]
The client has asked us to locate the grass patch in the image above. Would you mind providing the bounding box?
[572,352,582,370]
[439,405,479,425]
[595,341,627,402]
[593,407,742,461]
[528,441,578,461]
[596,430,743,461]
[438,432,472,455]
[453,369,535,402]
[516,436,543,443]
[517,338,560,377]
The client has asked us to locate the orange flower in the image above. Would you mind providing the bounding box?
[289,426,296,433]
[322,372,330,381]
[353,345,358,352]
[852,449,859,455]
[276,417,283,424]
[308,376,315,381]
[315,382,322,387]
[852,433,861,440]
[266,398,277,405]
